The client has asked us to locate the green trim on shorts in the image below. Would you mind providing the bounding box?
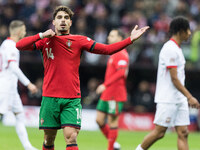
[39,96,82,130]
[96,99,124,115]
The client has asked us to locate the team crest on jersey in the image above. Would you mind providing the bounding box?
[66,40,72,49]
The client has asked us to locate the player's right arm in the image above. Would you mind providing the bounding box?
[8,61,38,94]
[16,29,55,50]
[96,61,129,95]
[163,47,199,108]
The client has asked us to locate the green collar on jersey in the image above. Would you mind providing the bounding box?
[57,34,70,36]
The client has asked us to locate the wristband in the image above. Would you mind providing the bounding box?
[39,33,44,39]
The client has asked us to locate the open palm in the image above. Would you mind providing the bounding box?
[130,25,149,42]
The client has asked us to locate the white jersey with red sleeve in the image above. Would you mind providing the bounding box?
[0,38,29,94]
[154,39,187,104]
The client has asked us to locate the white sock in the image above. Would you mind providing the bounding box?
[15,113,33,149]
[136,144,144,150]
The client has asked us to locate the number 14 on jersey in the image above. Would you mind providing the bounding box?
[45,48,54,60]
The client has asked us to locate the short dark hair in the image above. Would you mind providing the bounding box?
[113,29,125,39]
[9,20,24,33]
[169,16,190,35]
[53,5,74,20]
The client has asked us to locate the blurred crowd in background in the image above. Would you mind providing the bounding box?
[1,0,200,112]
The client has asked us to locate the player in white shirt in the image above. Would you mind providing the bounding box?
[0,20,38,150]
[135,17,200,150]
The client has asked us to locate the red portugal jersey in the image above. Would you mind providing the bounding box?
[16,33,132,99]
[100,49,129,102]
[34,35,96,98]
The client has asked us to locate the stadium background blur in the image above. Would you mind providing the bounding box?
[0,0,200,128]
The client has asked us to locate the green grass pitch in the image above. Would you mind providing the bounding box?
[0,123,199,150]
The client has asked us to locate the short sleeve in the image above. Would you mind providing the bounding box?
[5,43,18,62]
[163,47,178,68]
[113,53,129,70]
[115,59,128,70]
[7,51,17,62]
[79,36,96,52]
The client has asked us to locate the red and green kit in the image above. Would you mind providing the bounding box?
[16,33,132,129]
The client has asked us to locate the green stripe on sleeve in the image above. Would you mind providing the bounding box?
[90,42,96,52]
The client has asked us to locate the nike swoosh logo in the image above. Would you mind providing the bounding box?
[46,41,50,45]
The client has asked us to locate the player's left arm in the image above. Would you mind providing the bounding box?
[95,25,149,54]
[82,25,149,55]
[169,68,200,108]
[91,38,132,55]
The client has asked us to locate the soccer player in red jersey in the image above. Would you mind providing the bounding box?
[95,29,129,150]
[16,5,149,150]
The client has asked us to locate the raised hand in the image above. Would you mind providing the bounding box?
[130,25,149,42]
[42,29,56,38]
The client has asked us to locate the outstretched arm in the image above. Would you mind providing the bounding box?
[130,25,149,42]
[90,25,149,55]
[91,38,132,55]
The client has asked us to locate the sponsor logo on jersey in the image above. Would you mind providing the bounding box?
[118,60,127,66]
[46,41,51,45]
[66,40,72,49]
